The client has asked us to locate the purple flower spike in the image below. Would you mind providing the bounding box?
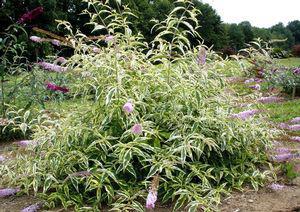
[123,102,134,114]
[146,190,157,209]
[51,39,60,46]
[244,78,255,84]
[249,84,261,90]
[293,68,300,75]
[275,148,291,154]
[268,183,285,191]
[0,155,5,162]
[37,62,67,73]
[290,136,300,142]
[21,203,41,212]
[92,47,100,53]
[231,109,259,120]
[0,188,20,197]
[290,117,300,124]
[30,36,42,43]
[15,140,37,147]
[197,47,206,65]
[272,153,293,162]
[105,35,114,42]
[18,7,44,24]
[131,124,143,135]
[288,124,300,131]
[258,96,283,104]
[45,82,69,93]
[278,123,290,130]
[54,57,66,65]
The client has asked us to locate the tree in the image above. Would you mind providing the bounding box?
[239,21,254,44]
[193,1,227,50]
[226,23,245,51]
[270,22,295,50]
[287,20,300,44]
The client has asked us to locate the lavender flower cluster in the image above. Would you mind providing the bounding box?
[0,188,20,197]
[231,109,259,120]
[258,96,283,104]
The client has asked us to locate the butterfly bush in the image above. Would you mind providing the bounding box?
[288,125,300,131]
[21,203,41,212]
[37,62,67,73]
[30,36,43,43]
[249,84,261,90]
[131,124,143,135]
[272,153,294,162]
[146,191,157,209]
[0,155,5,162]
[45,82,69,93]
[15,140,37,147]
[1,1,278,211]
[0,188,20,197]
[51,39,61,46]
[105,35,114,43]
[290,117,300,124]
[258,96,283,104]
[18,7,44,24]
[197,47,206,65]
[122,102,134,114]
[274,147,291,154]
[290,136,300,142]
[231,109,259,120]
[268,183,285,191]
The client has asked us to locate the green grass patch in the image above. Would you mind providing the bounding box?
[277,57,300,67]
[258,98,300,123]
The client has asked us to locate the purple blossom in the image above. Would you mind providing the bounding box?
[0,188,20,197]
[18,7,44,24]
[274,147,291,154]
[268,183,285,191]
[254,78,263,83]
[277,123,290,129]
[131,124,143,135]
[45,82,69,93]
[54,57,66,65]
[290,117,300,124]
[258,96,283,104]
[0,155,5,162]
[197,47,206,65]
[244,78,255,84]
[293,68,300,74]
[146,190,157,209]
[37,62,67,73]
[290,136,300,142]
[30,36,42,43]
[249,84,261,90]
[15,140,37,147]
[123,102,134,114]
[92,47,100,53]
[21,203,41,212]
[288,124,300,131]
[105,35,114,42]
[272,153,294,162]
[231,109,259,120]
[51,39,60,46]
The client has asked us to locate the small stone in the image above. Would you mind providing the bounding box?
[248,199,254,203]
[292,177,300,186]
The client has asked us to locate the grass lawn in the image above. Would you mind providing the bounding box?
[277,57,300,67]
[258,98,300,123]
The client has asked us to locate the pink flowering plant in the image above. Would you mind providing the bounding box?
[1,1,277,212]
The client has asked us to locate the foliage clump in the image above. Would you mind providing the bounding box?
[0,1,276,211]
